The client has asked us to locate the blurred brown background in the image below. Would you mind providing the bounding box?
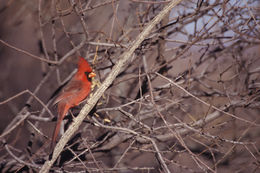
[0,0,260,172]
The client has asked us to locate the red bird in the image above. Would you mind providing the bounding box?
[51,57,96,148]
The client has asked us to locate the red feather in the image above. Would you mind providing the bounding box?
[51,57,95,148]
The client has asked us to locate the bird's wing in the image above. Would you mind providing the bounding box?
[53,80,83,105]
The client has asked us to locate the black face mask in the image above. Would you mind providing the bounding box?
[85,72,93,82]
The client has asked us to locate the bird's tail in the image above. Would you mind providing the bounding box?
[51,103,68,150]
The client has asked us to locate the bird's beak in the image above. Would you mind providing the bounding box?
[88,72,96,78]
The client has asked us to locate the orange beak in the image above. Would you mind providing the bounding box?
[88,72,96,78]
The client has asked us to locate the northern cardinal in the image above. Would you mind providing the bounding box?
[51,57,96,148]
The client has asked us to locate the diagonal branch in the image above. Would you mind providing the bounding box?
[39,0,184,172]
